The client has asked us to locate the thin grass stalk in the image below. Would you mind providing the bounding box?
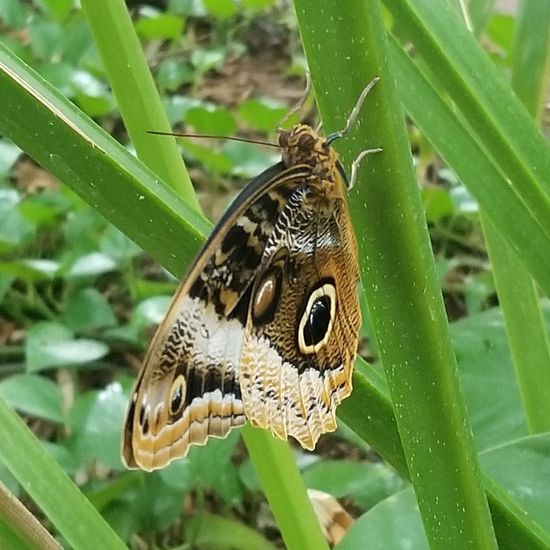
[79,4,327,548]
[0,480,61,550]
[293,0,497,547]
[80,0,198,208]
[242,428,329,550]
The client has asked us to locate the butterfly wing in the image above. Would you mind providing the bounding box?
[122,163,311,471]
[240,183,361,450]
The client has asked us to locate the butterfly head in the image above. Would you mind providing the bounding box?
[278,124,350,191]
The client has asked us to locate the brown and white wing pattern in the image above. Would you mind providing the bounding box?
[123,123,362,471]
[240,182,361,450]
[122,164,310,471]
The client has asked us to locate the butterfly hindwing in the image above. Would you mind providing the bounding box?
[240,181,361,450]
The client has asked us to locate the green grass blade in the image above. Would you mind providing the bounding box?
[80,0,199,209]
[480,0,550,434]
[481,216,550,433]
[0,43,209,277]
[467,0,495,35]
[512,1,550,122]
[294,1,497,548]
[339,366,408,476]
[0,399,125,549]
[388,31,550,549]
[386,0,550,298]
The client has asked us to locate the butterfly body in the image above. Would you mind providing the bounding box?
[123,124,361,471]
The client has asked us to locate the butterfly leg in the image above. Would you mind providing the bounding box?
[348,147,383,190]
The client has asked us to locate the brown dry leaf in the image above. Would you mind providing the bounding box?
[14,159,59,193]
[308,488,354,546]
[199,54,304,108]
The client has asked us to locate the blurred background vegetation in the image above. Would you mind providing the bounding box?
[0,0,548,548]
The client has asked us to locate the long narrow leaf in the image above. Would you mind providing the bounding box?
[388,33,550,549]
[386,0,550,298]
[489,0,550,433]
[293,0,497,547]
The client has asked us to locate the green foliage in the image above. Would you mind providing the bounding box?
[0,0,549,549]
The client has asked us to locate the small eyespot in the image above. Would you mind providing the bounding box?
[298,283,337,354]
[169,375,186,416]
[252,267,282,326]
[138,403,146,426]
[142,417,149,435]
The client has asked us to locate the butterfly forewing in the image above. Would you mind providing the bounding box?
[123,163,312,471]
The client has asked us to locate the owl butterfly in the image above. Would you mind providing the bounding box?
[122,77,380,471]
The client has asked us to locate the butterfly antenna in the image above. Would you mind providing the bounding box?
[147,130,280,148]
[276,72,313,132]
[326,76,380,145]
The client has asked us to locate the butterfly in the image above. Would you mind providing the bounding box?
[122,78,379,471]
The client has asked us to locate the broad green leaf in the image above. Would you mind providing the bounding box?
[185,105,237,136]
[302,460,407,510]
[25,322,109,371]
[0,374,64,423]
[66,382,127,470]
[190,48,225,72]
[238,98,287,133]
[0,206,34,251]
[157,457,193,492]
[480,434,550,533]
[99,224,142,262]
[157,58,194,92]
[60,287,117,332]
[35,0,73,21]
[188,430,243,505]
[187,513,277,550]
[0,0,26,28]
[336,487,427,550]
[203,0,236,19]
[67,252,118,278]
[242,0,276,10]
[0,140,21,175]
[19,191,71,225]
[27,18,63,60]
[133,295,171,326]
[41,441,78,475]
[134,12,185,40]
[222,141,279,179]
